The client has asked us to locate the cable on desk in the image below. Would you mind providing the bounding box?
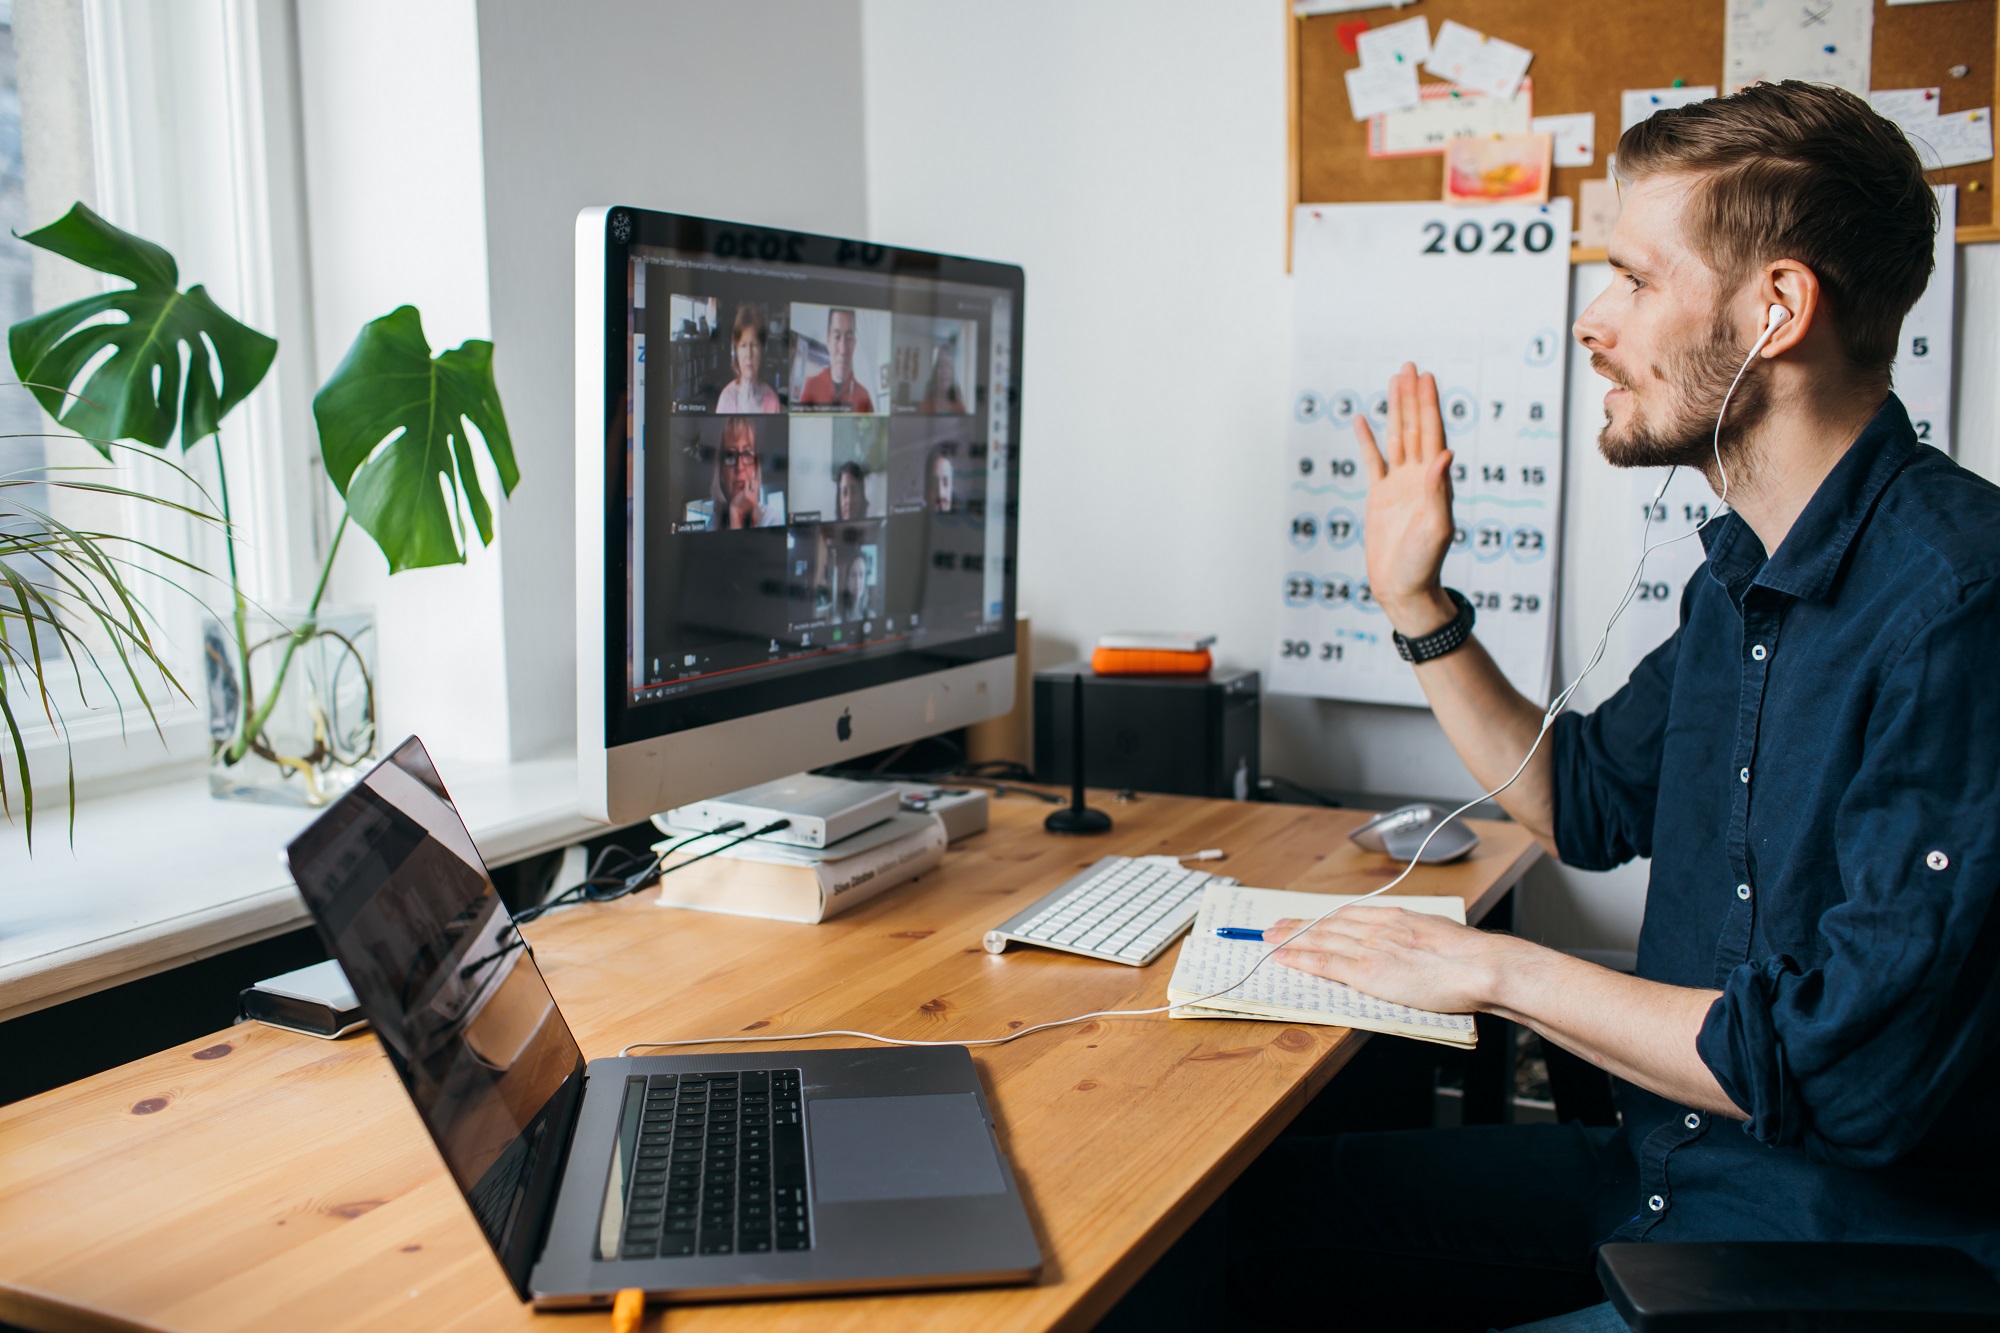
[461,820,793,980]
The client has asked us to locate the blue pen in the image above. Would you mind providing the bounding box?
[1214,927,1266,941]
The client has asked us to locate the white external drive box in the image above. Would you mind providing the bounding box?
[664,774,901,849]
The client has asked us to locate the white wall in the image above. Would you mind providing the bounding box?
[296,0,511,763]
[473,0,869,760]
[863,0,2000,955]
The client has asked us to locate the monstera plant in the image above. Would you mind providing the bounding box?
[6,202,518,819]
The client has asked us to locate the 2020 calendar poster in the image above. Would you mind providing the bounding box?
[1272,201,1573,707]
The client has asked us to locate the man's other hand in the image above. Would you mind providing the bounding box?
[1265,906,1512,1015]
[1356,363,1459,638]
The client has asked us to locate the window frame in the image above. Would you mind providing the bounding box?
[11,0,328,803]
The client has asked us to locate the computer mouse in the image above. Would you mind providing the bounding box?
[1348,803,1480,864]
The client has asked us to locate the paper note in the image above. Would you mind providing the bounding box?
[1426,20,1533,102]
[1167,885,1477,1047]
[1444,133,1552,205]
[1532,112,1595,166]
[1346,59,1421,120]
[1620,86,1718,134]
[1870,87,1942,130]
[1906,107,1993,169]
[1577,178,1623,249]
[1725,0,1873,95]
[1371,81,1533,158]
[1356,14,1430,69]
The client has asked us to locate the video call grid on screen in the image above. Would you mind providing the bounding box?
[620,235,1015,723]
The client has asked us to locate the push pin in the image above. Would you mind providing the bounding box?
[1671,78,1685,88]
[1950,64,1971,79]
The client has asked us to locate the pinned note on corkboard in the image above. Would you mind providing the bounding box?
[1285,0,2000,263]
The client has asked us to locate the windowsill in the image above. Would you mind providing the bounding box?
[0,750,604,1023]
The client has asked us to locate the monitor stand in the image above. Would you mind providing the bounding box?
[1045,672,1112,834]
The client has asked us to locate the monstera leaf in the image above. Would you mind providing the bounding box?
[8,203,277,452]
[312,305,519,573]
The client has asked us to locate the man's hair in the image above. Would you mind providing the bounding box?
[731,302,766,346]
[827,307,855,332]
[1616,81,1936,374]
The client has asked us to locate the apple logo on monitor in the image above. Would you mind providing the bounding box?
[837,708,853,742]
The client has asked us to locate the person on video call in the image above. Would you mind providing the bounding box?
[918,345,968,414]
[835,460,869,521]
[708,417,777,530]
[842,549,874,620]
[925,445,956,514]
[798,308,875,411]
[715,303,780,413]
[1227,84,2000,1333]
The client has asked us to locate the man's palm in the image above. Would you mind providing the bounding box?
[1357,364,1456,625]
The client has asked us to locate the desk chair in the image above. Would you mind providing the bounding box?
[1597,1241,2000,1331]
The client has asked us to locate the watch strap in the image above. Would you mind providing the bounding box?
[1393,588,1475,664]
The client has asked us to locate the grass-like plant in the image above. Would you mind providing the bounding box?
[0,426,220,846]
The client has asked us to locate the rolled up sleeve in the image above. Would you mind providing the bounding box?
[1697,578,2000,1166]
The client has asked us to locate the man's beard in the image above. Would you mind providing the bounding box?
[1594,311,1771,479]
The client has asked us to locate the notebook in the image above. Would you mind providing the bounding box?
[1166,884,1478,1049]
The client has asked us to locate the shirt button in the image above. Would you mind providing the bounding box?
[1684,1113,1701,1130]
[1739,767,1750,784]
[1648,1194,1666,1212]
[1751,643,1768,661]
[1737,883,1752,900]
[1927,850,1950,871]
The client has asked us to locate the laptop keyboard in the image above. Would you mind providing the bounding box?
[617,1069,810,1259]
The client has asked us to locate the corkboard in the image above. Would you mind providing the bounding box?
[1289,0,2000,263]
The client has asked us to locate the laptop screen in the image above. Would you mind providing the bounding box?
[286,736,585,1296]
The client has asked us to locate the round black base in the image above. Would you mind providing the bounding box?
[1044,804,1113,835]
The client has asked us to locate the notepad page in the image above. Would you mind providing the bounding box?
[1168,884,1476,1044]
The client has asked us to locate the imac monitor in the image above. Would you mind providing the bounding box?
[577,208,1024,824]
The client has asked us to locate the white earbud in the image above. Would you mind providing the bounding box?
[1766,303,1791,332]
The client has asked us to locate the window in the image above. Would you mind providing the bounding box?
[2,0,326,798]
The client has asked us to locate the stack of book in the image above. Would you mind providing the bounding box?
[650,809,947,924]
[1090,631,1215,676]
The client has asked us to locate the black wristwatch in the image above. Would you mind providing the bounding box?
[1392,588,1476,664]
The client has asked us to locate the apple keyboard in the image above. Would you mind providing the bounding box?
[981,855,1235,966]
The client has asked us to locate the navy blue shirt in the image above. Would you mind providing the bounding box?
[1550,395,2000,1270]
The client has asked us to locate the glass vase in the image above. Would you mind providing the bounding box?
[205,604,377,807]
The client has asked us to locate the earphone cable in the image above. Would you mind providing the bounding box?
[623,326,1779,1058]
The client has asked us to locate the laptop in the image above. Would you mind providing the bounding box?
[284,736,1042,1308]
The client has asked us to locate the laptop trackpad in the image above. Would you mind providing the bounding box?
[808,1093,1007,1203]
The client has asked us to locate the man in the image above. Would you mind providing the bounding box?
[925,444,956,514]
[798,307,875,411]
[1228,82,2000,1332]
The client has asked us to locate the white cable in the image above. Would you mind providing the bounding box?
[623,326,1780,1060]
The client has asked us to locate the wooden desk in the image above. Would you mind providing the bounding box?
[0,792,1539,1333]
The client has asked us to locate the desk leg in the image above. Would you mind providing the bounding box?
[1463,891,1515,1125]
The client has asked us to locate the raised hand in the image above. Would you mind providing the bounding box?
[1355,363,1458,637]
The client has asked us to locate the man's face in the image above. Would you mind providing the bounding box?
[1573,175,1770,471]
[722,434,760,502]
[827,311,857,382]
[837,468,863,519]
[931,456,954,512]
